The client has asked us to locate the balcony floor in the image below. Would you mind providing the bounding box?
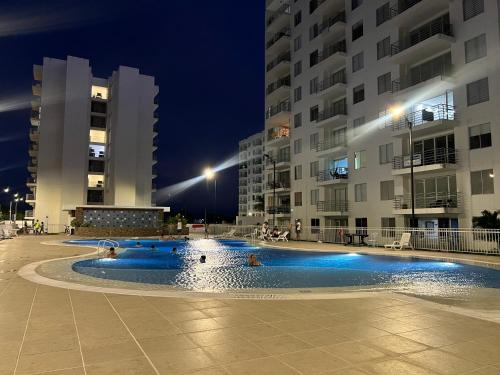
[391,34,455,65]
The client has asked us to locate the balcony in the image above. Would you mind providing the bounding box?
[266,101,290,125]
[389,104,457,138]
[90,115,106,129]
[24,210,34,219]
[319,11,346,41]
[317,40,346,69]
[266,52,291,77]
[389,0,451,27]
[32,82,42,96]
[392,148,457,175]
[28,143,39,157]
[311,0,344,15]
[316,200,349,215]
[25,193,36,202]
[27,160,38,173]
[266,205,291,215]
[29,127,39,141]
[87,189,104,205]
[393,192,462,215]
[316,139,347,156]
[26,177,37,187]
[266,75,290,102]
[239,198,248,204]
[266,180,291,192]
[392,61,453,94]
[317,168,349,185]
[91,100,107,115]
[266,26,291,55]
[31,108,41,126]
[267,126,289,145]
[88,160,105,173]
[266,3,291,33]
[316,98,347,127]
[390,19,454,64]
[314,69,346,98]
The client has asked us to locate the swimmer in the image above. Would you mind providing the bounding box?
[151,244,156,251]
[135,242,142,247]
[107,247,117,259]
[172,247,177,254]
[199,255,206,263]
[248,254,261,267]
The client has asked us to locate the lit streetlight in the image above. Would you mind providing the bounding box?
[203,167,217,236]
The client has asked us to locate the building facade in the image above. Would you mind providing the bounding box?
[264,0,500,233]
[26,56,161,232]
[237,131,265,225]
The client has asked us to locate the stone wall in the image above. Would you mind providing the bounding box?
[75,226,161,237]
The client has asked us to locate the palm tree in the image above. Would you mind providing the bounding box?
[473,210,500,229]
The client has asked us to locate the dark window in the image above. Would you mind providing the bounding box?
[352,21,363,41]
[294,86,302,102]
[467,78,489,106]
[353,84,365,104]
[352,0,363,10]
[376,3,391,26]
[471,169,494,195]
[294,11,302,26]
[469,123,492,149]
[310,105,319,121]
[352,52,364,72]
[87,189,104,204]
[377,37,391,59]
[309,23,319,40]
[310,50,319,67]
[355,217,368,234]
[311,218,320,233]
[377,72,391,94]
[91,101,107,114]
[88,160,105,173]
[294,112,302,128]
[309,0,318,14]
[465,34,487,63]
[463,0,484,21]
[90,115,106,129]
[294,61,302,77]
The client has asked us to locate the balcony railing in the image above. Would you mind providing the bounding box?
[266,181,291,190]
[31,109,41,123]
[267,126,289,142]
[393,148,457,169]
[266,3,291,27]
[266,52,291,72]
[266,101,291,119]
[319,11,346,34]
[316,200,349,212]
[24,210,34,218]
[266,75,290,95]
[389,104,456,131]
[318,40,346,64]
[390,0,424,17]
[266,205,291,214]
[315,139,346,152]
[392,63,453,92]
[394,192,462,210]
[317,98,347,122]
[266,27,291,50]
[26,193,35,201]
[317,168,349,182]
[391,22,452,55]
[26,177,37,184]
[316,69,346,94]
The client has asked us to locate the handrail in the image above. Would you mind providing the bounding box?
[266,52,291,72]
[266,3,291,27]
[266,101,291,119]
[317,98,347,122]
[316,69,346,93]
[394,192,462,209]
[97,239,120,258]
[393,147,457,169]
[391,22,452,55]
[318,40,346,64]
[389,104,456,130]
[317,168,349,182]
[316,200,349,212]
[319,11,346,34]
[266,26,291,50]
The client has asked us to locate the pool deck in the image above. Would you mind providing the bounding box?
[1,235,500,374]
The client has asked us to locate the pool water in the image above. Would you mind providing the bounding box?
[68,239,500,293]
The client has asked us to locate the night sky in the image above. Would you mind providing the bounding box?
[0,0,265,220]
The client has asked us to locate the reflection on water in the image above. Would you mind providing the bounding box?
[70,239,500,293]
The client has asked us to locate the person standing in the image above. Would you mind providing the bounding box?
[34,220,40,235]
[295,219,302,241]
[40,221,45,235]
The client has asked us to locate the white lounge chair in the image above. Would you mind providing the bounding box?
[214,229,236,239]
[384,232,413,250]
[258,229,272,241]
[272,231,289,242]
[366,233,378,247]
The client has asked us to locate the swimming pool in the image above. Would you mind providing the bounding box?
[68,239,500,292]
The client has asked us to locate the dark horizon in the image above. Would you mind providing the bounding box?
[0,0,265,220]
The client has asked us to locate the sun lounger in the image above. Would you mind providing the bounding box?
[214,229,236,239]
[271,231,289,242]
[384,232,413,250]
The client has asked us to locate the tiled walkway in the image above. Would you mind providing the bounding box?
[1,236,500,374]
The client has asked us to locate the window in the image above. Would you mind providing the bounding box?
[355,183,367,202]
[381,217,396,237]
[309,0,319,14]
[294,192,302,206]
[294,11,302,26]
[469,123,491,149]
[377,72,391,94]
[309,77,318,94]
[352,0,363,10]
[471,169,494,194]
[352,52,364,72]
[352,21,363,41]
[294,60,302,77]
[380,180,394,201]
[309,50,319,67]
[294,113,302,128]
[353,116,365,136]
[310,133,319,150]
[294,36,302,52]
[294,165,302,180]
[465,34,486,63]
[311,218,320,233]
[377,37,391,60]
[310,105,319,121]
[310,161,319,177]
[332,127,347,146]
[294,138,302,154]
[376,3,391,26]
[353,84,365,104]
[294,86,302,102]
[467,78,489,106]
[379,143,393,164]
[463,0,484,21]
[354,150,366,169]
[310,189,319,205]
[309,23,319,40]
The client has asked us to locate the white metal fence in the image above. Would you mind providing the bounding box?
[206,224,500,255]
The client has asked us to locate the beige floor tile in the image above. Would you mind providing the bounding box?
[323,341,387,363]
[360,358,437,375]
[326,368,370,375]
[31,367,86,375]
[187,328,245,347]
[440,338,500,366]
[178,318,224,333]
[224,357,301,375]
[293,328,352,347]
[139,333,198,354]
[405,349,484,375]
[330,323,389,340]
[187,366,229,375]
[85,357,157,375]
[270,318,323,333]
[125,319,182,339]
[368,317,424,334]
[150,347,215,373]
[16,349,83,375]
[278,348,350,375]
[399,328,462,348]
[235,323,283,341]
[165,309,210,323]
[463,366,500,375]
[252,334,312,355]
[203,341,268,364]
[364,334,428,355]
[21,335,79,356]
[82,339,143,365]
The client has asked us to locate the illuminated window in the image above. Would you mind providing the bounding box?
[88,174,104,188]
[91,86,108,100]
[89,129,106,144]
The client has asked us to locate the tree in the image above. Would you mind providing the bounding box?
[473,210,500,229]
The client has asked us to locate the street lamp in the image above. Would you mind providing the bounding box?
[264,154,276,226]
[14,197,23,222]
[203,167,216,236]
[390,105,416,228]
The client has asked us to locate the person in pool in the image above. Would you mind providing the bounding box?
[151,245,156,251]
[172,247,177,254]
[248,254,261,267]
[199,255,206,263]
[107,247,117,259]
[135,242,142,247]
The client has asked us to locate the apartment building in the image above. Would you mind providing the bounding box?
[237,131,265,225]
[264,0,499,233]
[26,56,162,232]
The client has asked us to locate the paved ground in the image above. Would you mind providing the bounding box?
[1,236,500,375]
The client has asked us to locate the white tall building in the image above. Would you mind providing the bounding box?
[237,131,265,225]
[264,0,500,233]
[26,56,160,232]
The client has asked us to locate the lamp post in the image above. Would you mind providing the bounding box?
[390,106,416,228]
[264,154,276,226]
[2,187,9,222]
[10,193,19,222]
[14,197,23,223]
[203,167,215,236]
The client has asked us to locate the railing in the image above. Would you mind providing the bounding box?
[394,192,462,210]
[392,64,453,92]
[266,27,291,50]
[239,199,248,204]
[315,139,347,152]
[26,177,37,184]
[266,206,291,214]
[266,3,291,27]
[267,126,289,141]
[389,104,456,131]
[25,193,35,201]
[317,168,349,182]
[318,40,346,63]
[97,239,120,258]
[391,22,452,55]
[319,11,346,34]
[266,76,290,95]
[266,101,291,119]
[317,98,347,122]
[316,200,349,212]
[24,210,34,218]
[31,109,41,122]
[390,0,424,17]
[393,148,457,169]
[266,181,291,190]
[266,52,291,72]
[316,69,346,94]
